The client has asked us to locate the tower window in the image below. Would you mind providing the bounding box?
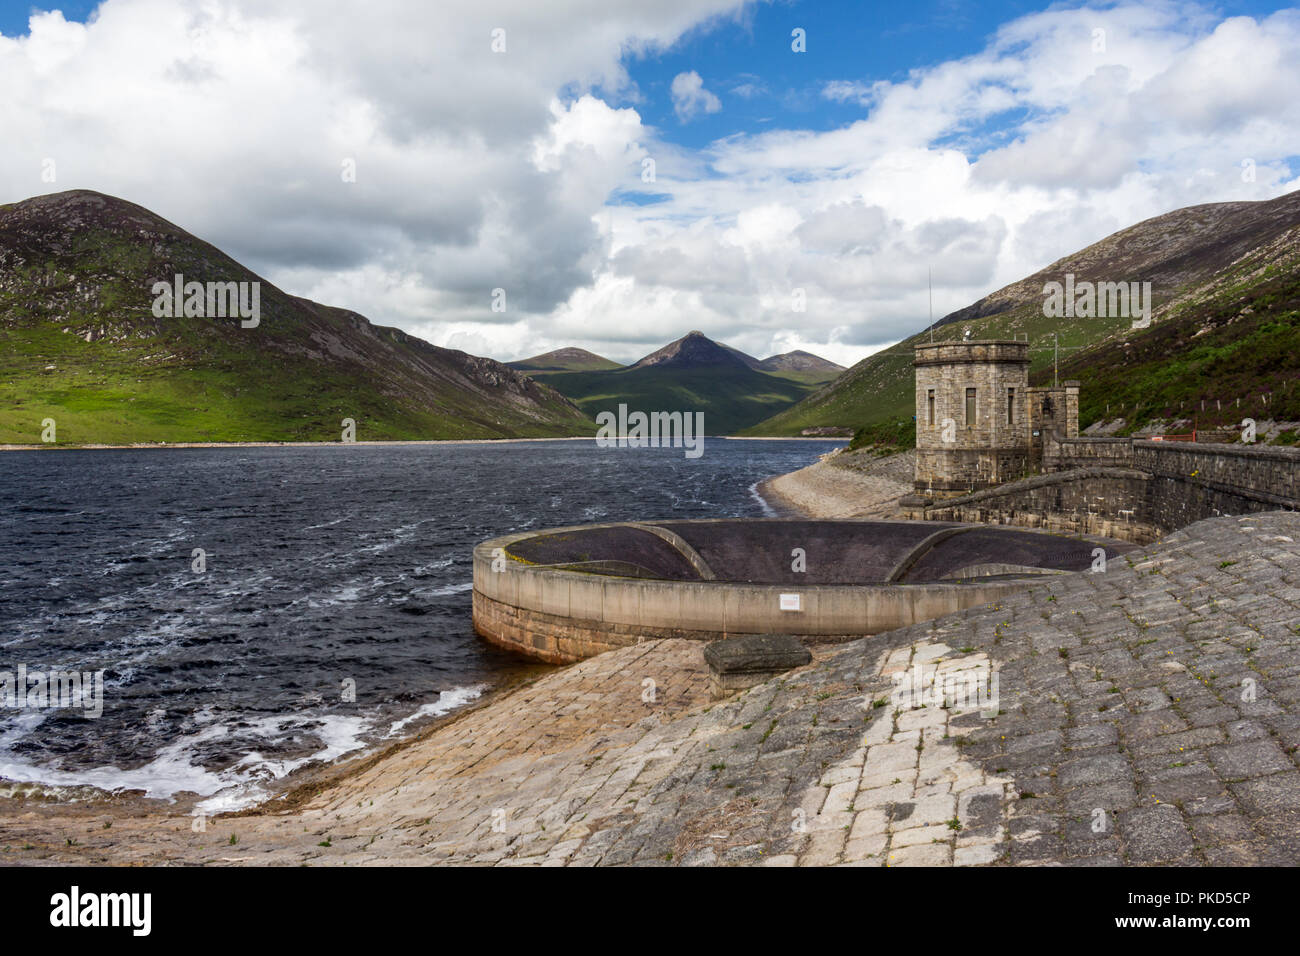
[1007,388,1015,425]
[965,388,976,427]
[927,389,935,426]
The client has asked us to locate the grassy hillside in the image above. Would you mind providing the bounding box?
[0,190,593,444]
[538,362,813,435]
[760,367,845,387]
[745,189,1300,438]
[1055,224,1300,434]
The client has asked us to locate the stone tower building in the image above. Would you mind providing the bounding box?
[913,340,1079,495]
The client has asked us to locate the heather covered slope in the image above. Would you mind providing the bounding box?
[1055,221,1300,435]
[0,190,593,444]
[746,189,1300,438]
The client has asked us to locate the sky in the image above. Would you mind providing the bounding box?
[1,0,1298,367]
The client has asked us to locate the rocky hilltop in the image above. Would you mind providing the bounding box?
[757,349,845,376]
[629,330,755,370]
[936,191,1300,330]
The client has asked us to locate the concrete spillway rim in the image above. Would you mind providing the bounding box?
[477,518,1117,590]
[492,517,963,585]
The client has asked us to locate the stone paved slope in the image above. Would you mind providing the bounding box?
[8,512,1299,866]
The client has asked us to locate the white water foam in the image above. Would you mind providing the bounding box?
[747,480,778,517]
[0,686,487,815]
[412,556,455,575]
[383,684,484,738]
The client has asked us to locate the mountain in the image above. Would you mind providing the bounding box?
[0,190,592,444]
[629,330,758,370]
[508,347,622,374]
[746,189,1300,438]
[1054,219,1300,437]
[531,331,817,434]
[756,350,845,384]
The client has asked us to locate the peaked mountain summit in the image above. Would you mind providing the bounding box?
[756,350,845,383]
[629,330,757,371]
[525,331,844,434]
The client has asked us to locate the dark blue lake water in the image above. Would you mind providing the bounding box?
[0,438,842,809]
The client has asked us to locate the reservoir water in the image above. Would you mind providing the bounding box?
[0,438,842,810]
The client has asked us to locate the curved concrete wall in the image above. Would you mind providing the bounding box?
[472,524,1031,664]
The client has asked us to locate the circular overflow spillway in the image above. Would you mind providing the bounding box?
[472,519,1135,664]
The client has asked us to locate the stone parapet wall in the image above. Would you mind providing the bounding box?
[1135,440,1300,499]
[1045,436,1136,471]
[1135,441,1300,530]
[913,341,1031,367]
[910,441,1300,538]
[903,468,1158,543]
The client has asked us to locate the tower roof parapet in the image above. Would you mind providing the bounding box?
[914,340,1030,367]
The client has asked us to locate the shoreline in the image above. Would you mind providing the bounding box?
[0,659,554,837]
[8,458,1300,865]
[1,441,889,864]
[0,639,713,865]
[0,438,852,822]
[757,448,915,519]
[0,435,846,452]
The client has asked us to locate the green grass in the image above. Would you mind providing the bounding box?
[1057,267,1300,433]
[1,210,594,444]
[744,238,1300,442]
[537,363,816,435]
[0,326,593,443]
[847,417,916,453]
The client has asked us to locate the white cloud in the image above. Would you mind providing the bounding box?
[1,0,1298,370]
[730,73,767,99]
[670,70,722,122]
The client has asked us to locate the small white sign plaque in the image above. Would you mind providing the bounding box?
[779,593,802,612]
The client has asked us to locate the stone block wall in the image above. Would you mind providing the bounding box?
[903,468,1158,543]
[1135,441,1300,529]
[914,341,1031,493]
[909,441,1300,540]
[1027,382,1080,467]
[1045,436,1136,471]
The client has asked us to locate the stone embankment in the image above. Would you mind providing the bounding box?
[9,511,1300,866]
[759,449,914,518]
